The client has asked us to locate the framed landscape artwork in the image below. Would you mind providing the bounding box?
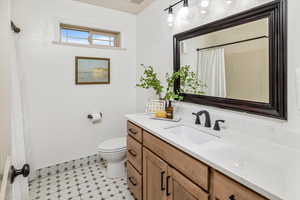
[75,57,110,84]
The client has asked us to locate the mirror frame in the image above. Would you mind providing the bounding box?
[173,0,287,120]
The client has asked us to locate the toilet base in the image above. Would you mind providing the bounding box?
[105,161,126,179]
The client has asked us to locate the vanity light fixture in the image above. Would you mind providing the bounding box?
[167,7,174,27]
[164,0,190,25]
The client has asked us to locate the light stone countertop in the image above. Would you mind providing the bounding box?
[126,113,300,200]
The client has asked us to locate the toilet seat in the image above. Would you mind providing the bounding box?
[98,137,126,153]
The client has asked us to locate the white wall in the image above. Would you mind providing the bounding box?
[11,0,137,170]
[0,0,12,174]
[137,0,300,150]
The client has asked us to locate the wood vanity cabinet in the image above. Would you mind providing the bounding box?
[211,170,268,200]
[143,130,209,191]
[127,136,142,173]
[126,121,269,200]
[143,147,208,200]
[167,167,209,200]
[127,162,142,200]
[143,148,168,200]
[127,121,143,200]
[127,121,143,142]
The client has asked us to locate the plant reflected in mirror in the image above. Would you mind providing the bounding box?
[165,65,206,101]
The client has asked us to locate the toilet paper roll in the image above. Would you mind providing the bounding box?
[88,112,103,123]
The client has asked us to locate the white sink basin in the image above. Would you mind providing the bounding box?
[164,125,217,146]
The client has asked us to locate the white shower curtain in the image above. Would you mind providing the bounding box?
[10,25,29,200]
[197,48,227,98]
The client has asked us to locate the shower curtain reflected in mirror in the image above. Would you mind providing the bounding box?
[197,48,226,98]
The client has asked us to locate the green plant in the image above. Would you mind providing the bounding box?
[137,64,206,101]
[136,65,164,99]
[164,65,206,101]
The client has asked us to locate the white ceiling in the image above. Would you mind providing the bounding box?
[74,0,156,14]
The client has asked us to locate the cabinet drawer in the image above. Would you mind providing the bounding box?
[127,162,142,200]
[212,170,268,200]
[143,131,209,191]
[127,136,142,173]
[127,121,143,142]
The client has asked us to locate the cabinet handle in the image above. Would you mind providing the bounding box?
[160,171,165,191]
[128,149,137,157]
[128,177,138,186]
[229,195,236,200]
[166,176,171,196]
[128,128,137,135]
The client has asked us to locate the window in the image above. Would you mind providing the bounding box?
[60,24,120,47]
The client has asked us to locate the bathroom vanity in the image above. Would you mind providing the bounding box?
[125,113,300,200]
[126,118,271,200]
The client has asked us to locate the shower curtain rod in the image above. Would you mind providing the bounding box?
[196,35,268,52]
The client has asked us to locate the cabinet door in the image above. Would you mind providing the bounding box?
[167,167,209,200]
[143,148,168,200]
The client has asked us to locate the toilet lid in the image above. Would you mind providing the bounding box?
[98,137,126,152]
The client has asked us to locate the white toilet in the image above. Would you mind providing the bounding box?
[98,137,127,179]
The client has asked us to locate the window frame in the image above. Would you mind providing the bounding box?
[60,24,121,48]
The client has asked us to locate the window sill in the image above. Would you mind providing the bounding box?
[52,41,127,51]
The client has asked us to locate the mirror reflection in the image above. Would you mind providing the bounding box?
[180,18,269,103]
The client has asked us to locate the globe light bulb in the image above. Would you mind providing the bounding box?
[178,0,191,20]
[167,13,174,27]
[201,9,207,14]
[179,6,189,20]
[200,0,210,8]
[167,7,174,27]
[226,0,233,4]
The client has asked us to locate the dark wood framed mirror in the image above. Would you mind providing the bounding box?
[173,0,287,120]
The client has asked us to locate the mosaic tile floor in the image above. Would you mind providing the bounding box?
[29,160,135,200]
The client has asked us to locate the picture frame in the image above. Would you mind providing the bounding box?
[75,56,110,85]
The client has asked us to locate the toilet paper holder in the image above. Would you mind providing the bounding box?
[87,112,103,119]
